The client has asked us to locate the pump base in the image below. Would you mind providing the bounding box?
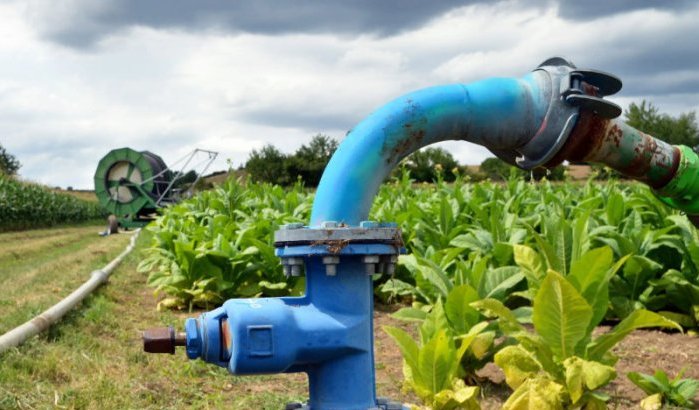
[284,397,407,410]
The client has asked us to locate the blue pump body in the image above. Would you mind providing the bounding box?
[185,238,402,409]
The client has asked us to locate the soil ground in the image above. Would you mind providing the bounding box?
[1,226,697,409]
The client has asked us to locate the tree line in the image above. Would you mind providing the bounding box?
[1,99,696,186]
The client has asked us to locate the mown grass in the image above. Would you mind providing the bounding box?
[0,228,308,409]
[0,225,131,333]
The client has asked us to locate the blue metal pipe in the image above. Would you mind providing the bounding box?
[145,58,622,409]
[311,74,551,226]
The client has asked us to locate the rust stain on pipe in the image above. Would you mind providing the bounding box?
[547,110,680,189]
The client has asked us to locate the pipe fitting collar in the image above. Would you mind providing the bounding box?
[498,57,623,169]
[511,58,580,169]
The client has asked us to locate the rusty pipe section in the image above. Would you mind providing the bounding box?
[547,111,680,189]
[549,110,699,217]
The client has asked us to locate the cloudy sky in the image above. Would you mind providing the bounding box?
[1,0,698,189]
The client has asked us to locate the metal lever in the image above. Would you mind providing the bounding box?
[565,94,621,119]
[563,68,623,119]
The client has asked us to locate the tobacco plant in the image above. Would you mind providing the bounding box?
[143,171,699,328]
[138,178,312,309]
[384,285,492,409]
[473,247,681,409]
[627,368,699,409]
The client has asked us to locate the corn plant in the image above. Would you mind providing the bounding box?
[0,175,105,231]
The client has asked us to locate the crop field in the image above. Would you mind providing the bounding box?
[0,176,105,232]
[2,175,699,409]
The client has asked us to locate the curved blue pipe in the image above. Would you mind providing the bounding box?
[311,73,552,226]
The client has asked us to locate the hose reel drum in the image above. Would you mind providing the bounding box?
[94,147,217,229]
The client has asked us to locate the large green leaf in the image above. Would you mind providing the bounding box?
[569,247,630,337]
[562,356,616,404]
[543,213,571,275]
[587,310,682,361]
[392,307,429,322]
[479,266,524,301]
[494,345,542,390]
[503,376,565,410]
[569,247,614,292]
[444,285,481,335]
[420,300,449,343]
[606,191,625,226]
[433,379,480,410]
[383,326,419,374]
[417,329,455,398]
[533,271,593,359]
[514,245,546,292]
[570,209,591,265]
[471,298,523,334]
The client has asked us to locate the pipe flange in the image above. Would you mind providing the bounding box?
[273,220,403,247]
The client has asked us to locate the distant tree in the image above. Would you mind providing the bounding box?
[625,100,699,148]
[172,169,198,190]
[480,157,565,181]
[0,144,20,176]
[401,147,460,182]
[285,134,339,186]
[480,157,523,181]
[244,145,288,185]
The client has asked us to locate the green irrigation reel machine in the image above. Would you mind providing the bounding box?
[94,147,218,232]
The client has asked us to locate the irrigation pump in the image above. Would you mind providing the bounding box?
[142,57,699,409]
[94,147,217,229]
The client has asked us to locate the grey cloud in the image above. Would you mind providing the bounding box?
[555,0,697,20]
[238,107,356,135]
[28,0,479,49]
[622,77,699,97]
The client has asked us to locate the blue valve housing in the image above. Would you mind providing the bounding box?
[183,222,405,410]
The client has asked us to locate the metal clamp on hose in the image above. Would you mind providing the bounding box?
[513,57,623,169]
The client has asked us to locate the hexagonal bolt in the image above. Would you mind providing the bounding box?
[322,256,340,276]
[282,257,304,277]
[362,255,380,275]
[143,326,186,354]
[320,221,339,228]
[283,257,304,265]
[380,255,397,275]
